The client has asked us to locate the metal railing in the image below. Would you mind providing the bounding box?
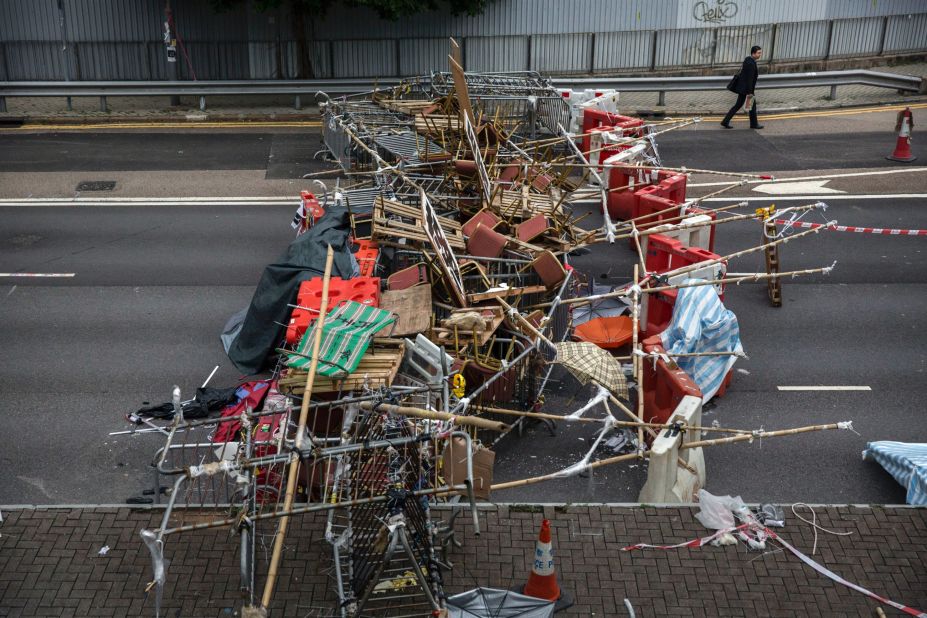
[0,69,921,113]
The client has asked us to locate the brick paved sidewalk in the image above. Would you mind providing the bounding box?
[1,504,925,617]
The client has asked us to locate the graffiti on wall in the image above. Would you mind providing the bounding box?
[692,0,739,24]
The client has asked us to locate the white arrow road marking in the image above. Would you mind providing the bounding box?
[752,180,845,195]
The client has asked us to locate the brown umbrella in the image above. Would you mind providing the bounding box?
[554,341,628,399]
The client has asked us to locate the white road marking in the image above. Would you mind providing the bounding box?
[0,197,294,207]
[0,273,76,277]
[752,180,844,195]
[702,193,927,202]
[777,386,872,391]
[688,167,927,188]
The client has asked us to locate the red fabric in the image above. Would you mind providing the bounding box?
[211,380,271,443]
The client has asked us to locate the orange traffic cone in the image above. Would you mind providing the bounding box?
[516,519,573,611]
[887,107,916,162]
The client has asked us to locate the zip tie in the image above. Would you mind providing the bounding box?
[188,459,237,479]
[458,397,470,412]
[823,260,838,275]
[837,420,859,435]
[628,284,642,297]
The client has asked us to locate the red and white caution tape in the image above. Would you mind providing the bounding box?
[621,523,751,552]
[773,219,927,236]
[623,524,927,617]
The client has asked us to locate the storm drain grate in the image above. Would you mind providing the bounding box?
[76,180,117,191]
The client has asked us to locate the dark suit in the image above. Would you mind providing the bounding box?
[723,56,760,127]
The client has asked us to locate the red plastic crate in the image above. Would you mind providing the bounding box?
[286,276,381,344]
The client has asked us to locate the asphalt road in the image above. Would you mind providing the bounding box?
[1,121,925,506]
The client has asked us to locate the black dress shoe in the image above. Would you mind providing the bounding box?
[720,122,733,129]
[751,125,764,129]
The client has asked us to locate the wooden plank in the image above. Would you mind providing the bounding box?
[449,56,474,126]
[467,284,548,303]
[380,285,433,336]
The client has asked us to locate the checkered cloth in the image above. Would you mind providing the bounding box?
[286,300,395,377]
[555,341,628,399]
[660,280,742,401]
[863,441,927,506]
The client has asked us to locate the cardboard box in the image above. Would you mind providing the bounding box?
[443,436,495,500]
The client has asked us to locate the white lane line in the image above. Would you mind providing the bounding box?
[777,386,872,391]
[0,197,294,207]
[688,167,927,188]
[702,194,927,202]
[0,273,76,277]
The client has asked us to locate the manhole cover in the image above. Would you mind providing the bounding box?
[76,180,116,191]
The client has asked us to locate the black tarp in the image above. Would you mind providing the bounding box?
[225,207,356,374]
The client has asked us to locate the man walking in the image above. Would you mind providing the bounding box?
[722,45,763,129]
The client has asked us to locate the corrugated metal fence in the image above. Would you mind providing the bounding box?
[1,11,924,81]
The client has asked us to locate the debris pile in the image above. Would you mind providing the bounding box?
[122,44,853,617]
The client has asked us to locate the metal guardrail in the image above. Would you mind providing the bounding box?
[0,69,921,113]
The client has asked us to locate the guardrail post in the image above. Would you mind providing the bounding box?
[66,96,72,111]
[294,94,301,110]
[0,97,6,113]
[200,96,207,111]
[827,84,837,100]
[99,96,107,112]
[658,91,666,106]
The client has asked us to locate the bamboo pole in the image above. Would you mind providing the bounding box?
[490,421,847,492]
[260,246,334,610]
[358,401,509,432]
[612,203,822,241]
[680,422,847,450]
[629,265,644,452]
[475,404,753,434]
[640,264,835,295]
[528,260,833,312]
[521,118,694,149]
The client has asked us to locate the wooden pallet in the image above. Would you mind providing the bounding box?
[279,342,405,395]
[372,196,466,250]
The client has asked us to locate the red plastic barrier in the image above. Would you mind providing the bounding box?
[285,276,381,344]
[640,335,702,429]
[643,234,724,336]
[582,109,644,154]
[352,238,379,277]
[684,205,717,253]
[607,164,650,221]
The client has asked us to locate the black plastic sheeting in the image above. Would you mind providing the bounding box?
[225,206,356,375]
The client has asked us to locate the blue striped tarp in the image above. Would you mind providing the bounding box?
[863,441,927,506]
[659,280,743,401]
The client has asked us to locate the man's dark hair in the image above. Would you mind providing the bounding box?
[751,45,762,54]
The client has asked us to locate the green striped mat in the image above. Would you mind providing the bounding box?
[286,300,395,377]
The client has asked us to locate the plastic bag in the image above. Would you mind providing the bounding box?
[694,489,745,530]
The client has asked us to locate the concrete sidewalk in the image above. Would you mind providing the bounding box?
[1,62,925,125]
[1,503,925,617]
